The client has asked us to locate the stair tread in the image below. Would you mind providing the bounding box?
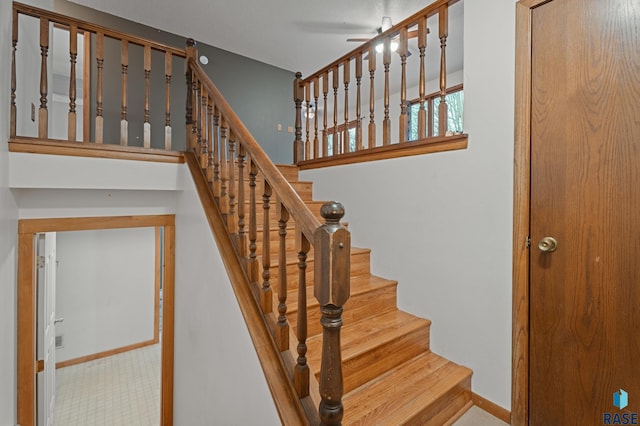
[306,310,430,372]
[342,351,472,425]
[265,246,370,267]
[286,274,397,314]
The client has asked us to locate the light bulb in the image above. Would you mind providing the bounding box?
[390,41,398,52]
[375,43,384,53]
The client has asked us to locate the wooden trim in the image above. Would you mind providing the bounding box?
[9,137,185,163]
[185,152,310,425]
[407,83,464,105]
[298,134,467,170]
[472,392,511,424]
[17,215,176,426]
[13,2,186,57]
[154,227,161,344]
[512,1,547,425]
[55,339,157,369]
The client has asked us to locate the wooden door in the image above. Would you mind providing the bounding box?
[36,232,57,426]
[529,0,640,424]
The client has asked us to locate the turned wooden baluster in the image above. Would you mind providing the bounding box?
[313,77,320,159]
[143,45,151,148]
[355,53,363,151]
[261,181,273,313]
[38,17,49,139]
[68,25,78,141]
[398,28,409,143]
[206,98,214,182]
[418,19,428,139]
[295,233,311,398]
[236,145,247,258]
[332,66,339,155]
[276,203,290,351]
[165,51,172,150]
[315,202,350,426]
[228,131,237,232]
[382,37,391,146]
[212,107,221,202]
[95,32,104,143]
[368,44,376,149]
[191,77,200,152]
[248,160,259,286]
[342,59,350,154]
[10,9,17,138]
[199,85,208,168]
[293,72,304,164]
[219,117,229,221]
[438,4,449,136]
[120,40,128,145]
[322,72,329,157]
[185,39,196,146]
[305,82,311,160]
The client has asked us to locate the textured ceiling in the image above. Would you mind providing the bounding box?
[67,0,463,76]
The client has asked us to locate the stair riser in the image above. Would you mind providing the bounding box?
[289,283,397,337]
[404,376,472,426]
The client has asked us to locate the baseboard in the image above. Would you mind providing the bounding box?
[472,392,511,424]
[55,339,156,369]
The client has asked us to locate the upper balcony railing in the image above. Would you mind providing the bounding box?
[10,2,187,160]
[293,0,467,168]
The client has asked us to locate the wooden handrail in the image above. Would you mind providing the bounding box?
[189,59,322,242]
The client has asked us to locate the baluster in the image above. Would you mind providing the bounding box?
[143,45,151,148]
[237,145,246,258]
[355,53,363,151]
[343,59,350,153]
[165,51,172,150]
[313,76,320,159]
[248,160,259,286]
[213,107,221,202]
[399,28,409,143]
[418,19,428,140]
[261,182,273,313]
[295,233,311,398]
[192,78,200,152]
[382,36,391,145]
[228,131,237,232]
[315,202,350,426]
[219,117,229,221]
[322,72,329,157]
[120,40,128,146]
[305,82,311,160]
[332,66,339,155]
[185,39,196,146]
[293,72,304,164]
[38,17,49,139]
[206,98,214,182]
[438,5,449,136]
[276,203,290,351]
[368,44,376,149]
[200,85,208,168]
[68,24,78,142]
[10,8,17,138]
[95,32,104,143]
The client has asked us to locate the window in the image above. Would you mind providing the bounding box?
[326,122,357,156]
[407,85,464,141]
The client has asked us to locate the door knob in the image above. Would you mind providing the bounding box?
[538,237,558,253]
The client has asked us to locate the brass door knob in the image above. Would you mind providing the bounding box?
[538,236,558,252]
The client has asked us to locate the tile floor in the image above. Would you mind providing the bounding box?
[55,344,160,425]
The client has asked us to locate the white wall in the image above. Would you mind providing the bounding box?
[301,0,516,410]
[173,166,280,425]
[55,227,156,363]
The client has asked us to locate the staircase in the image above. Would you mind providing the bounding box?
[254,165,473,425]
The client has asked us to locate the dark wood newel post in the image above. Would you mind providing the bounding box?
[293,72,304,164]
[315,202,351,426]
[185,38,197,149]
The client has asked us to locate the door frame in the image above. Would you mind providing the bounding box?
[512,1,549,425]
[17,214,176,426]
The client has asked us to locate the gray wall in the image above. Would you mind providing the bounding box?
[54,0,295,163]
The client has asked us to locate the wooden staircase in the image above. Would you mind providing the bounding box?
[257,165,473,425]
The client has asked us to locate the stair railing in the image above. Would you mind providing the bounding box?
[293,0,464,165]
[185,40,352,425]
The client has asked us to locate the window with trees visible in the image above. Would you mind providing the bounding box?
[407,85,464,141]
[326,122,357,156]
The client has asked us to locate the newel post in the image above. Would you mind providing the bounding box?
[185,38,198,149]
[314,202,351,425]
[293,72,304,164]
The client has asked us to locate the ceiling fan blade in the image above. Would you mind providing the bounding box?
[346,38,371,42]
[407,29,419,39]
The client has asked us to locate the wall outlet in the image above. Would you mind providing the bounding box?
[287,126,293,133]
[276,123,282,131]
[31,103,35,122]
